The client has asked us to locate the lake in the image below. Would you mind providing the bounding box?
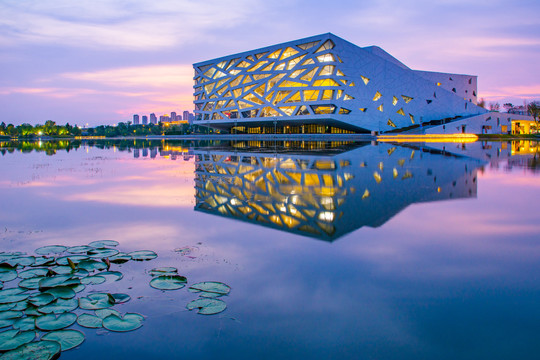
[1,139,539,359]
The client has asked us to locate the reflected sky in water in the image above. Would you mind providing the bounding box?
[0,140,539,359]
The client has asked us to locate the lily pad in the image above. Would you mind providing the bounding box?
[12,317,36,331]
[0,310,22,320]
[23,305,40,317]
[35,313,77,331]
[0,340,61,360]
[76,313,103,328]
[88,240,119,248]
[0,268,17,282]
[99,271,123,282]
[148,267,178,276]
[77,260,107,272]
[32,257,56,267]
[78,293,113,310]
[38,298,78,314]
[3,256,35,268]
[0,292,29,305]
[68,284,85,293]
[19,276,46,290]
[80,276,106,285]
[95,309,120,319]
[42,329,85,351]
[188,281,231,298]
[10,301,29,311]
[56,255,88,266]
[108,253,131,264]
[44,286,76,300]
[102,313,144,332]
[0,303,15,312]
[39,275,80,290]
[0,319,16,328]
[87,249,119,258]
[0,330,36,351]
[186,298,227,315]
[66,246,93,254]
[128,250,157,261]
[0,252,26,262]
[28,293,55,307]
[17,268,48,279]
[150,275,187,290]
[35,245,67,255]
[109,293,130,304]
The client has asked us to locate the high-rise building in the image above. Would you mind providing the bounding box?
[133,114,140,125]
[171,112,177,122]
[150,113,157,124]
[142,115,148,125]
[183,111,190,121]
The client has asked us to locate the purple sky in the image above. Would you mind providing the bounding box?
[1,0,539,126]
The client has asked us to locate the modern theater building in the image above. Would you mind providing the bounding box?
[193,33,532,134]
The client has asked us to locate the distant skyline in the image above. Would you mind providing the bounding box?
[1,0,539,126]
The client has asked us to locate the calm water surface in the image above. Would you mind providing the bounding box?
[0,139,539,359]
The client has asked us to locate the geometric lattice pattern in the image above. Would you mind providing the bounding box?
[193,33,487,133]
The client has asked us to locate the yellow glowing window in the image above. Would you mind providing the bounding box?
[237,61,251,68]
[203,67,216,78]
[316,53,336,63]
[340,79,348,86]
[215,100,226,109]
[361,75,370,85]
[233,88,242,98]
[216,61,227,69]
[437,82,441,86]
[242,93,264,105]
[237,100,252,109]
[401,95,413,103]
[359,108,367,112]
[225,100,235,108]
[267,74,285,91]
[242,75,253,84]
[255,52,267,59]
[268,49,282,59]
[392,96,398,106]
[280,47,299,60]
[322,90,334,100]
[211,112,223,120]
[335,90,343,99]
[377,104,384,112]
[209,94,217,99]
[285,91,301,103]
[409,114,415,124]
[373,172,382,183]
[243,84,256,93]
[253,84,265,96]
[315,39,335,53]
[261,63,274,71]
[246,55,255,62]
[247,61,268,72]
[319,65,335,76]
[289,69,304,78]
[302,58,315,66]
[297,41,320,50]
[215,78,228,89]
[336,70,345,76]
[303,90,319,101]
[264,91,275,102]
[338,108,351,114]
[252,74,271,81]
[313,79,340,87]
[203,102,214,111]
[396,108,405,116]
[279,80,307,88]
[300,67,318,82]
[229,75,243,88]
[343,94,354,100]
[286,55,305,70]
[226,59,239,70]
[311,105,336,114]
[260,106,281,117]
[279,106,296,116]
[373,91,382,101]
[204,83,215,94]
[349,82,355,87]
[362,189,370,199]
[296,105,310,115]
[229,69,241,75]
[387,119,396,127]
[335,55,343,63]
[214,70,227,79]
[274,91,291,103]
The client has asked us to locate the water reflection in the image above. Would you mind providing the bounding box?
[193,142,485,241]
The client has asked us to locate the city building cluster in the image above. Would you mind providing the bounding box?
[132,111,194,126]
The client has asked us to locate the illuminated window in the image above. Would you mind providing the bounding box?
[315,39,335,53]
[280,47,299,60]
[273,91,291,103]
[229,75,243,88]
[362,189,370,199]
[233,88,242,98]
[215,100,227,110]
[300,67,318,81]
[225,59,239,70]
[343,94,354,101]
[211,112,223,120]
[337,70,345,76]
[373,172,382,183]
[313,79,340,87]
[268,49,282,59]
[274,62,286,71]
[401,95,413,103]
[265,91,274,102]
[253,84,265,96]
[335,90,343,99]
[261,63,274,71]
[286,55,305,70]
[252,74,271,81]
[203,67,216,78]
[203,102,214,111]
[279,80,307,88]
[225,100,235,108]
[359,108,367,112]
[322,90,334,100]
[387,119,396,127]
[247,61,268,72]
[284,91,301,103]
[437,82,441,86]
[373,91,382,101]
[409,114,415,124]
[241,109,259,118]
[303,90,319,101]
[310,105,336,114]
[260,106,281,117]
[377,104,384,112]
[229,69,241,75]
[255,52,267,59]
[316,53,336,63]
[338,108,351,114]
[392,96,398,106]
[297,41,319,50]
[396,108,405,116]
[204,83,215,94]
[278,106,296,116]
[214,70,227,79]
[296,105,310,115]
[266,74,286,91]
[237,100,253,109]
[319,65,335,76]
[237,61,251,68]
[289,69,304,78]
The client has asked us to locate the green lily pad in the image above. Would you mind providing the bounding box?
[42,329,85,351]
[0,310,22,320]
[80,276,106,285]
[87,249,119,258]
[12,317,36,331]
[3,256,35,268]
[76,313,103,328]
[32,257,56,267]
[10,301,29,311]
[0,319,15,328]
[150,275,187,290]
[56,255,88,266]
[77,260,107,272]
[188,281,231,298]
[0,303,15,312]
[108,253,131,264]
[44,286,76,300]
[95,309,120,319]
[66,246,93,254]
[0,268,17,282]
[23,305,40,317]
[102,313,144,332]
[0,340,61,360]
[88,240,119,248]
[0,292,29,305]
[47,266,74,275]
[186,298,227,315]
[68,284,85,293]
[35,245,67,255]
[35,313,77,331]
[38,298,78,314]
[109,293,130,304]
[0,252,26,262]
[28,293,55,307]
[99,271,123,282]
[128,250,157,261]
[38,275,81,290]
[78,293,113,310]
[18,268,49,279]
[148,267,178,276]
[0,329,36,351]
[19,276,46,290]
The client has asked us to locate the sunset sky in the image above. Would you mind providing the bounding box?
[1,0,539,126]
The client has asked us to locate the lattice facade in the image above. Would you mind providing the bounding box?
[193,33,487,133]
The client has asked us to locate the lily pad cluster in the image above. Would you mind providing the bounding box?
[0,242,157,359]
[148,267,230,315]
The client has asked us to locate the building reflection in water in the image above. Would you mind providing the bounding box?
[193,141,486,241]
